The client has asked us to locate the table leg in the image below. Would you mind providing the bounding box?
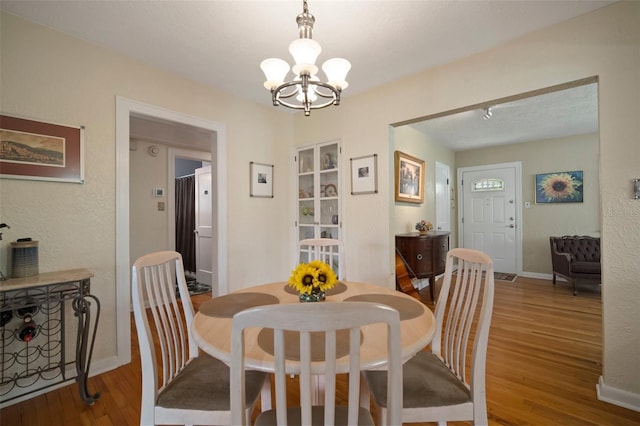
[311,374,325,405]
[72,290,101,405]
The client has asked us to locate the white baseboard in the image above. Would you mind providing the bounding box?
[412,278,430,290]
[519,271,560,281]
[88,354,122,377]
[597,376,640,412]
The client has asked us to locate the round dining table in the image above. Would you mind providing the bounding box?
[192,281,436,374]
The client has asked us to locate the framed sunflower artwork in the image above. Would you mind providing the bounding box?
[535,170,583,204]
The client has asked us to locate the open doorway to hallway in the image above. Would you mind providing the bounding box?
[115,97,228,367]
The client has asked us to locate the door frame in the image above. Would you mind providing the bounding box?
[116,97,227,366]
[457,161,523,275]
[435,161,451,232]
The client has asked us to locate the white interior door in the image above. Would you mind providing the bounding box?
[195,166,212,285]
[435,161,451,231]
[459,164,519,274]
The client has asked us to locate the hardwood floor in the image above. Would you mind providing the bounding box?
[2,277,639,425]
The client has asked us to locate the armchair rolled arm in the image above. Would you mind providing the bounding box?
[550,239,572,276]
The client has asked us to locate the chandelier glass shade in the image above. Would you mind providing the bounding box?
[260,0,351,116]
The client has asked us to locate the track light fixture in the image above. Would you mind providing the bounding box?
[482,107,493,120]
[260,0,351,116]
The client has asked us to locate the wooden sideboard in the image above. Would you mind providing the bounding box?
[395,232,450,302]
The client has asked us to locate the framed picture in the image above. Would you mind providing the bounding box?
[350,153,378,195]
[394,150,424,203]
[0,114,84,183]
[535,170,583,203]
[249,161,274,198]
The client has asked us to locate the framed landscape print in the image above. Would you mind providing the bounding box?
[394,150,424,203]
[0,114,84,183]
[535,170,583,203]
[249,161,274,198]
[350,153,378,195]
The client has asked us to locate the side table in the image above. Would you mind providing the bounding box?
[0,269,100,406]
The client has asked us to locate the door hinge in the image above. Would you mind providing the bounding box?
[294,220,298,227]
[294,155,297,163]
[446,178,449,185]
[462,217,464,224]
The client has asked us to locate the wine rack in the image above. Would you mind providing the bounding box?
[0,269,99,407]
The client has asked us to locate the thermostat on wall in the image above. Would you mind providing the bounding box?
[153,188,165,197]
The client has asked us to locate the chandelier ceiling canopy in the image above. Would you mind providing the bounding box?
[260,0,351,117]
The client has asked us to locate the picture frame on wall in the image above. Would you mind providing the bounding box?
[249,161,274,198]
[535,170,583,203]
[350,153,378,195]
[394,150,424,203]
[0,114,85,183]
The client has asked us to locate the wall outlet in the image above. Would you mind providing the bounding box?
[157,201,165,211]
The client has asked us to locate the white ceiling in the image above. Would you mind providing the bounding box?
[409,82,599,151]
[2,0,608,149]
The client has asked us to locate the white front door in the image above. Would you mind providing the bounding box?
[459,163,520,274]
[435,161,451,231]
[195,166,213,286]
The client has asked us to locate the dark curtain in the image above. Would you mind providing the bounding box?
[175,175,196,273]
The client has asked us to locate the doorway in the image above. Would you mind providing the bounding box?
[458,162,522,274]
[115,97,227,366]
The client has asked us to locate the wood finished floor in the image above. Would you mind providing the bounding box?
[2,276,639,425]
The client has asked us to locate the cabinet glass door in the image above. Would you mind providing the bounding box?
[296,142,340,242]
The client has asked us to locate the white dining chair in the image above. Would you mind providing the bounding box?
[363,248,495,425]
[298,238,345,280]
[132,250,267,425]
[230,301,403,426]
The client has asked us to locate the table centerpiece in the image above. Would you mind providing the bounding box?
[288,260,338,302]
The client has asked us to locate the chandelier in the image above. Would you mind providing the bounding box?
[260,0,351,116]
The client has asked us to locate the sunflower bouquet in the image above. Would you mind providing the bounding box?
[288,260,338,302]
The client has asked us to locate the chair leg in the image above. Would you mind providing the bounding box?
[552,273,556,285]
[573,279,578,296]
[429,276,435,302]
[260,375,272,411]
[359,373,370,409]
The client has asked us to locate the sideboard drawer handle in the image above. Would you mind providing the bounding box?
[416,254,423,261]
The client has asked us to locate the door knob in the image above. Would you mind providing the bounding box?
[506,224,515,228]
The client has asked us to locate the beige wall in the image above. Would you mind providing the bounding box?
[392,125,456,240]
[1,1,638,409]
[129,140,171,265]
[456,133,600,274]
[0,13,293,368]
[294,1,640,405]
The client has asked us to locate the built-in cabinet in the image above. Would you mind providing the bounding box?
[296,140,342,261]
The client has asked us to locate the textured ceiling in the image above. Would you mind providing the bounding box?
[2,0,607,148]
[409,82,599,151]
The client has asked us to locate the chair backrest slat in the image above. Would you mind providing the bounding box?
[298,238,346,280]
